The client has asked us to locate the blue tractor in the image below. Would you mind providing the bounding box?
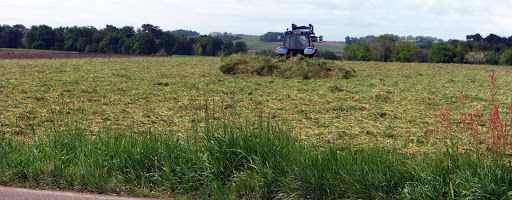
[275,24,322,58]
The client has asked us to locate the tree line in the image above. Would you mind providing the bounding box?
[343,33,512,65]
[0,24,248,56]
[260,32,283,42]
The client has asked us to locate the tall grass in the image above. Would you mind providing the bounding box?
[0,128,206,195]
[288,147,411,199]
[1,121,511,199]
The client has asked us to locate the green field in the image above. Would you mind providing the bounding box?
[239,35,281,50]
[2,56,512,198]
[239,35,345,53]
[1,57,511,151]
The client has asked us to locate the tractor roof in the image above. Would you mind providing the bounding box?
[285,24,315,35]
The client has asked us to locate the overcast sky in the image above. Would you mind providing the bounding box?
[2,0,512,41]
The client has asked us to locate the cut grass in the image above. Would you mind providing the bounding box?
[0,122,511,199]
[1,57,512,152]
[219,54,356,79]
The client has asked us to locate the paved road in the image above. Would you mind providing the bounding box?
[0,186,164,200]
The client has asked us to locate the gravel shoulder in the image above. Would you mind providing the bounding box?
[0,186,167,200]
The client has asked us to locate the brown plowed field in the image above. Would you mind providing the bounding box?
[0,49,146,60]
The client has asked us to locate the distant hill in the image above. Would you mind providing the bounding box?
[237,35,345,54]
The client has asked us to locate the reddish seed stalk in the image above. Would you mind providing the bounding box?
[430,72,512,160]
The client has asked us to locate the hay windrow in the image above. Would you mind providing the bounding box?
[219,54,356,80]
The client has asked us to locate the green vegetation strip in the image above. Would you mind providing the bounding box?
[0,123,511,199]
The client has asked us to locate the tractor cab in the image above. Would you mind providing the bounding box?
[275,24,321,58]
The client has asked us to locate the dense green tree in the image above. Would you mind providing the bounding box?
[498,49,512,65]
[129,32,155,55]
[63,26,96,52]
[369,35,397,62]
[394,41,418,62]
[345,36,353,45]
[209,37,224,56]
[0,24,241,56]
[192,42,204,55]
[121,39,133,54]
[0,25,25,48]
[160,32,177,55]
[193,36,207,55]
[92,25,118,44]
[95,25,135,54]
[233,41,247,53]
[173,36,194,55]
[0,26,10,47]
[140,24,163,40]
[484,34,506,45]
[507,36,512,47]
[428,43,455,63]
[25,25,58,50]
[99,33,125,53]
[193,36,224,56]
[84,44,99,53]
[51,27,66,51]
[221,41,234,56]
[453,42,470,63]
[410,49,429,63]
[343,42,371,61]
[103,25,119,34]
[484,51,499,65]
[466,33,483,42]
[119,26,136,38]
[488,43,507,54]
